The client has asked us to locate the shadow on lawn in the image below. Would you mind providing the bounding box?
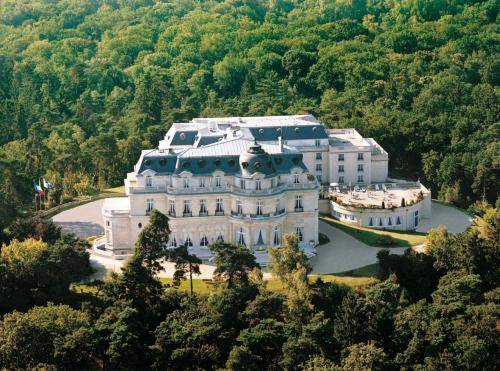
[320,215,426,248]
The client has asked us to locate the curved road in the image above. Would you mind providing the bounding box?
[52,200,472,277]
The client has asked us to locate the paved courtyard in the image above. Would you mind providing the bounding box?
[52,199,472,278]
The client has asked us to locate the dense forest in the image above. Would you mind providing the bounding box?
[0,207,498,369]
[0,0,498,224]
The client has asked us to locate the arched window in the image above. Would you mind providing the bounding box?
[217,233,224,242]
[396,216,401,225]
[169,234,177,247]
[368,218,373,227]
[200,235,209,247]
[146,176,152,187]
[185,235,193,247]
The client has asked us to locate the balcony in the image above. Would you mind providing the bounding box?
[273,208,286,216]
[168,185,231,195]
[168,211,176,217]
[183,212,193,217]
[231,209,286,220]
[214,211,225,216]
[198,211,208,217]
[128,181,318,196]
[294,207,304,212]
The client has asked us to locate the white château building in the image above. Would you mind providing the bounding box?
[98,115,429,260]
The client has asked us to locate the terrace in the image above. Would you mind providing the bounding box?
[326,180,429,209]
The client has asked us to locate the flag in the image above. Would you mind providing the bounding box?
[43,178,53,190]
[33,181,44,196]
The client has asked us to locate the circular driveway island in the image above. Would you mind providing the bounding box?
[52,199,472,277]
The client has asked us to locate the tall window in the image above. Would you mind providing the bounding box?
[357,175,364,183]
[199,199,207,215]
[236,200,243,214]
[338,176,345,184]
[146,176,152,187]
[183,178,189,188]
[414,210,419,227]
[200,235,209,247]
[215,198,224,214]
[168,200,175,216]
[316,164,322,172]
[369,218,373,226]
[273,225,280,246]
[169,234,177,247]
[338,165,344,173]
[183,200,191,216]
[255,179,261,190]
[295,195,303,211]
[293,174,300,184]
[358,153,364,160]
[315,139,321,147]
[217,233,224,241]
[396,216,402,225]
[316,152,322,160]
[199,178,205,188]
[357,164,364,172]
[240,179,245,189]
[296,227,304,242]
[237,227,246,246]
[185,235,193,247]
[146,199,154,214]
[256,200,263,216]
[275,199,281,213]
[215,176,222,188]
[338,154,344,161]
[316,175,322,183]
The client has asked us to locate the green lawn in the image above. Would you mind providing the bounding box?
[103,185,126,194]
[320,215,426,247]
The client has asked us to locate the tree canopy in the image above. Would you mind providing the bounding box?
[0,0,497,217]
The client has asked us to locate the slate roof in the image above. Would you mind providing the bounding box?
[248,125,327,141]
[170,130,197,145]
[136,138,307,177]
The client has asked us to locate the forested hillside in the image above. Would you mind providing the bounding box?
[0,0,498,220]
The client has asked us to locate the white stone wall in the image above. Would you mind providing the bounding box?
[328,148,372,185]
[330,190,431,231]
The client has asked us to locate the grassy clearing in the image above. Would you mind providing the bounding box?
[73,273,378,296]
[103,185,126,194]
[320,215,426,247]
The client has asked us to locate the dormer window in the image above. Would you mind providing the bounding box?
[199,178,205,188]
[255,179,261,190]
[183,178,189,189]
[146,176,152,187]
[240,179,246,189]
[293,174,300,184]
[315,139,321,147]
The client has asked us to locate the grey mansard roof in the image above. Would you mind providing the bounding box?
[136,138,307,177]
